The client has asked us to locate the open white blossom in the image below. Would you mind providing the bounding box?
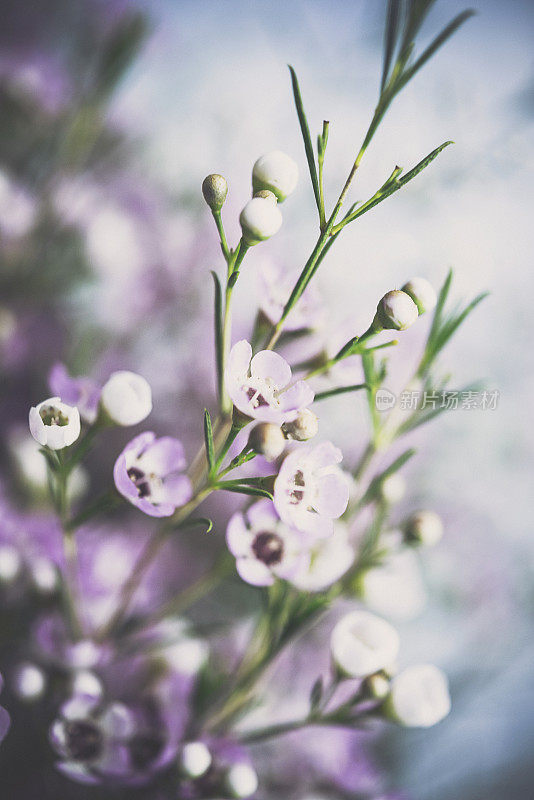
[387,664,451,727]
[330,609,400,678]
[29,397,81,450]
[101,371,152,426]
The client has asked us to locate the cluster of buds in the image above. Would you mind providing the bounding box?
[203,150,298,247]
[372,277,437,333]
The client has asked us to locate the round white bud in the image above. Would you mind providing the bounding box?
[379,473,406,504]
[239,196,282,246]
[0,544,23,583]
[248,423,286,461]
[202,174,228,212]
[12,662,46,701]
[252,150,298,202]
[361,671,391,700]
[29,397,81,450]
[386,663,451,727]
[401,277,437,315]
[28,556,59,595]
[226,762,259,798]
[282,408,319,442]
[180,741,212,779]
[101,371,152,426]
[404,510,443,547]
[375,290,419,331]
[330,609,400,678]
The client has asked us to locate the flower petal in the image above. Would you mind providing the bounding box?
[228,340,252,379]
[278,380,315,413]
[161,473,193,507]
[137,436,186,476]
[246,499,279,530]
[308,441,343,470]
[226,513,253,557]
[236,558,274,586]
[250,350,291,388]
[315,470,350,518]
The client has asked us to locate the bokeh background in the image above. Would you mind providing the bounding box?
[0,0,533,797]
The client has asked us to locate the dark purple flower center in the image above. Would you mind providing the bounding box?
[252,531,284,566]
[64,719,103,761]
[246,387,270,407]
[289,469,306,504]
[39,405,69,427]
[127,466,151,498]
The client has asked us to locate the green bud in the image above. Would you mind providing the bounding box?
[202,173,228,212]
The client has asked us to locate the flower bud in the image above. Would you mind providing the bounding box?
[12,662,46,702]
[0,544,23,585]
[180,741,212,779]
[361,671,391,700]
[384,664,451,727]
[404,510,443,547]
[282,408,319,442]
[330,610,400,678]
[378,473,405,504]
[252,150,298,202]
[101,371,152,426]
[29,397,81,450]
[202,173,228,212]
[239,196,282,246]
[253,189,277,201]
[248,423,285,461]
[226,762,259,798]
[401,277,437,315]
[374,290,419,331]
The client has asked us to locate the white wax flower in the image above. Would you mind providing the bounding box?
[376,289,419,331]
[29,397,81,450]
[239,195,282,245]
[387,664,451,727]
[402,277,437,315]
[359,550,427,620]
[405,509,443,546]
[252,150,299,202]
[330,609,400,678]
[379,473,406,504]
[101,371,152,426]
[282,408,319,441]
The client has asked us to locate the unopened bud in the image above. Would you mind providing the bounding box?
[379,473,406,504]
[180,741,212,779]
[252,150,298,202]
[361,670,391,700]
[226,762,259,798]
[202,174,228,212]
[12,662,46,702]
[374,290,419,331]
[282,409,318,442]
[239,196,282,246]
[404,510,443,547]
[253,189,277,201]
[248,423,285,461]
[401,277,437,315]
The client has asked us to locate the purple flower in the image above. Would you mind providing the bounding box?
[113,432,192,518]
[225,340,314,424]
[258,258,325,332]
[226,499,311,587]
[274,442,350,538]
[49,363,101,424]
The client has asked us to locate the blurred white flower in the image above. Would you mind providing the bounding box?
[386,663,451,727]
[101,371,152,426]
[12,662,46,702]
[29,397,81,450]
[379,473,406,504]
[240,194,282,245]
[180,741,212,779]
[0,170,37,238]
[289,522,354,591]
[359,550,427,620]
[10,429,88,499]
[252,150,298,202]
[226,762,259,798]
[330,609,400,678]
[404,509,443,547]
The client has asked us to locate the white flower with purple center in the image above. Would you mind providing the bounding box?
[226,499,311,587]
[29,397,81,450]
[274,442,350,538]
[225,340,314,424]
[114,432,192,518]
[49,363,101,424]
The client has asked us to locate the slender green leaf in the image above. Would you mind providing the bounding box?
[177,517,214,533]
[217,484,274,500]
[314,384,368,402]
[211,270,223,403]
[203,409,215,472]
[288,65,321,213]
[381,0,402,91]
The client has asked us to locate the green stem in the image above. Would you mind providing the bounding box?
[212,209,230,262]
[220,240,249,414]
